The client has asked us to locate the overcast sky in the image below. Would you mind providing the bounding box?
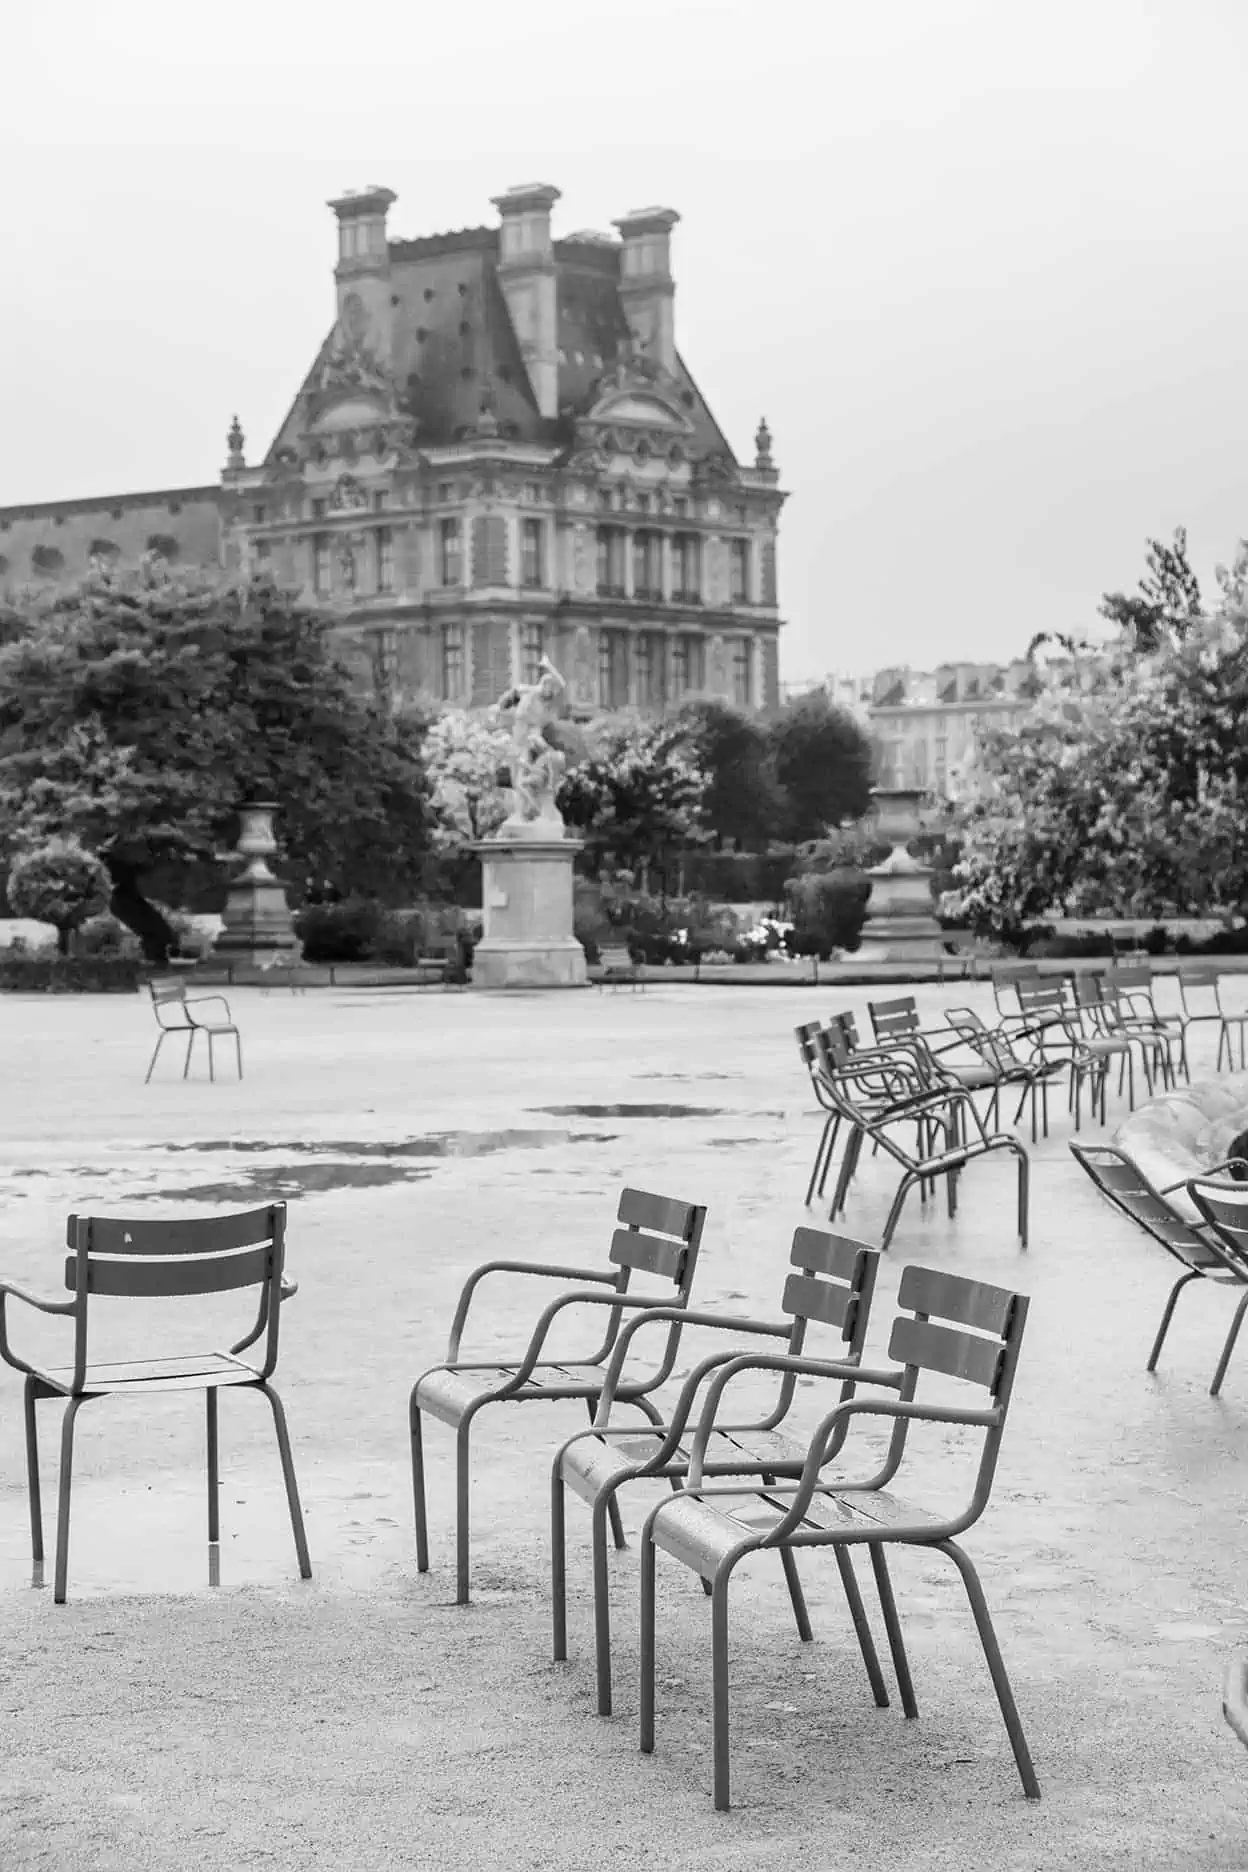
[4,0,1247,682]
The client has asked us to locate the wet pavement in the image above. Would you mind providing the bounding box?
[2,979,1248,1869]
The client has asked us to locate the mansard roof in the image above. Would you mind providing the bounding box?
[266,223,737,464]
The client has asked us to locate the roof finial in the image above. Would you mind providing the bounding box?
[754,416,773,472]
[226,415,246,470]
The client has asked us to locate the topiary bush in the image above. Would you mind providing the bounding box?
[292,897,384,963]
[784,869,871,960]
[7,839,112,956]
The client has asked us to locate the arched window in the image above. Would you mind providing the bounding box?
[145,534,179,562]
[88,538,120,562]
[31,545,64,576]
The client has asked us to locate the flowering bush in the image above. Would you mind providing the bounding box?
[7,838,112,955]
[422,710,514,847]
[945,592,1248,940]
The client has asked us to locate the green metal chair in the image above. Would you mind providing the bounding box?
[410,1187,707,1605]
[1069,1143,1248,1392]
[1177,968,1248,1075]
[638,1265,1038,1811]
[551,1226,880,1715]
[0,1204,308,1602]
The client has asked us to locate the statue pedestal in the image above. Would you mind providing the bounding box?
[470,828,587,990]
[856,785,947,963]
[213,802,301,967]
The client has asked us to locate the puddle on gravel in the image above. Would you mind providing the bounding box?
[156,1130,614,1159]
[131,1161,438,1202]
[531,1104,726,1119]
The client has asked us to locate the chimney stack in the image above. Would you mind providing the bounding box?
[327,185,397,364]
[612,206,680,375]
[492,183,562,420]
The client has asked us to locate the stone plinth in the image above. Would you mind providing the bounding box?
[213,802,301,967]
[470,828,587,989]
[856,785,947,963]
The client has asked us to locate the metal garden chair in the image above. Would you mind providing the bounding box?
[145,979,243,1083]
[551,1226,880,1715]
[820,1024,1030,1248]
[1104,964,1186,1084]
[1073,973,1173,1100]
[410,1187,707,1604]
[1013,977,1113,1130]
[638,1265,1038,1810]
[1069,1143,1248,1393]
[0,1203,308,1602]
[1185,1177,1248,1394]
[1177,968,1248,1074]
[942,1008,1068,1143]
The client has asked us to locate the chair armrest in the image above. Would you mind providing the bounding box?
[1160,1162,1248,1195]
[592,1306,792,1425]
[0,1280,77,1377]
[446,1259,620,1360]
[686,1351,906,1482]
[186,994,233,1023]
[280,1275,298,1300]
[505,1288,690,1391]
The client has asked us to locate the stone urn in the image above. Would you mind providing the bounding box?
[213,801,302,965]
[857,786,946,961]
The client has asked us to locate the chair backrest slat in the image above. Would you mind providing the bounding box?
[67,1210,274,1256]
[898,1264,1016,1336]
[888,1314,1005,1389]
[1187,1180,1248,1275]
[617,1188,695,1238]
[789,1225,863,1281]
[1069,1142,1219,1262]
[869,997,919,1042]
[608,1226,687,1281]
[781,1270,853,1331]
[67,1243,272,1298]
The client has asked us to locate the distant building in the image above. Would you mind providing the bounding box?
[0,184,787,716]
[865,660,1042,793]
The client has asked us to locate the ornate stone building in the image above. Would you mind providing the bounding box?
[1,183,787,716]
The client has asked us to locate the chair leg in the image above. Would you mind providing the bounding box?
[207,1030,216,1084]
[145,1030,167,1084]
[257,1382,311,1580]
[585,1398,626,1551]
[778,1545,812,1641]
[805,1113,835,1207]
[881,1172,916,1251]
[1147,1270,1201,1372]
[639,1523,659,1755]
[235,1031,243,1080]
[53,1396,87,1605]
[207,1387,220,1544]
[815,1114,842,1199]
[455,1414,474,1605]
[711,1569,734,1810]
[24,1377,43,1565]
[409,1390,429,1573]
[868,1544,917,1717]
[183,1029,196,1079]
[592,1492,618,1715]
[833,1546,890,1707]
[1211,1288,1248,1398]
[551,1463,569,1662]
[1015,1146,1029,1248]
[937,1538,1040,1799]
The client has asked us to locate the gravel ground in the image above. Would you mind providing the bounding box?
[1,980,1247,1871]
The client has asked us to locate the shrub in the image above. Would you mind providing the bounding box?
[0,955,142,993]
[7,839,112,955]
[785,869,871,959]
[369,909,428,967]
[292,897,383,963]
[75,914,142,960]
[1029,931,1118,960]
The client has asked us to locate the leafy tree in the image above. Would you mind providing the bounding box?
[8,838,111,954]
[1098,525,1202,652]
[767,690,874,842]
[0,563,432,960]
[558,715,708,877]
[945,606,1248,939]
[676,700,785,849]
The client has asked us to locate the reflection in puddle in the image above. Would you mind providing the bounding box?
[531,1104,725,1119]
[133,1161,437,1203]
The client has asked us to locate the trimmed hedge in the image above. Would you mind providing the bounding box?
[0,955,143,993]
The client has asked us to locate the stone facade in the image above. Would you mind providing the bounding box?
[1,184,788,717]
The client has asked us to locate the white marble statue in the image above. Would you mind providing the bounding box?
[496,656,568,832]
